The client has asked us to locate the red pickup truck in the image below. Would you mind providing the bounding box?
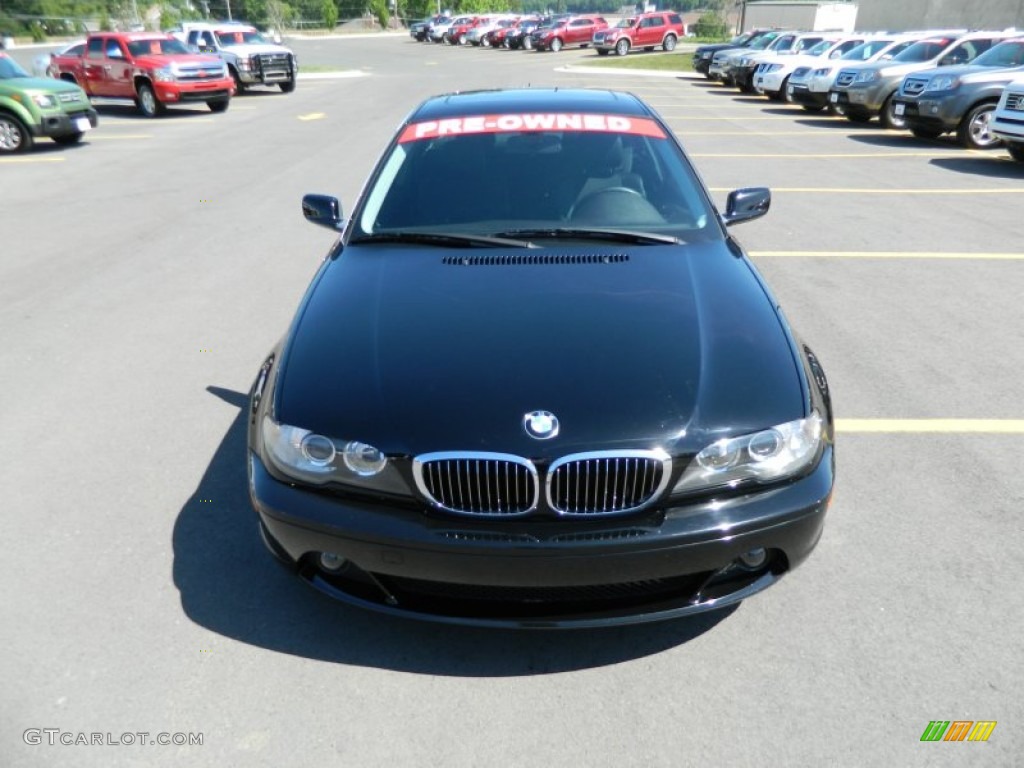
[51,32,233,117]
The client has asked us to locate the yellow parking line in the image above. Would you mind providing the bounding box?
[0,156,65,163]
[750,251,1024,260]
[298,112,326,121]
[710,187,1024,194]
[836,419,1024,434]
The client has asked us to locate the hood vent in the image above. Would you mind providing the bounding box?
[442,253,629,267]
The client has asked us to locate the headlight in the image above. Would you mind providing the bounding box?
[812,67,829,77]
[855,70,879,83]
[238,57,252,70]
[926,75,959,92]
[672,412,824,496]
[153,66,175,82]
[30,93,58,108]
[739,57,751,67]
[261,416,408,493]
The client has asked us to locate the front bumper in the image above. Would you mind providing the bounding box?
[832,81,891,115]
[788,83,828,108]
[249,447,833,627]
[755,71,786,94]
[155,80,234,103]
[891,94,964,133]
[32,107,98,138]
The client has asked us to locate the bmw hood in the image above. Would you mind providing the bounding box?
[275,243,806,458]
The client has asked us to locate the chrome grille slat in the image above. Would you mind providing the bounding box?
[547,450,672,516]
[414,452,538,516]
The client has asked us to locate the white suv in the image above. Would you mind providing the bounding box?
[991,77,1024,161]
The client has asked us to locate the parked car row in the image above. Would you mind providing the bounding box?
[694,27,1024,158]
[408,12,685,55]
[1,24,298,154]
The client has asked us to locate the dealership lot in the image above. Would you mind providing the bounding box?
[2,35,1022,766]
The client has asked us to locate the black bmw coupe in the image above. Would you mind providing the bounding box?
[247,87,835,628]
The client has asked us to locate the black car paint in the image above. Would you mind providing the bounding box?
[247,88,835,627]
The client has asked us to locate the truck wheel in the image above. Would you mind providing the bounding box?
[615,39,629,56]
[136,84,165,118]
[208,98,230,113]
[279,79,296,93]
[231,68,247,94]
[53,132,83,145]
[0,113,32,153]
[957,103,1000,150]
[662,35,676,52]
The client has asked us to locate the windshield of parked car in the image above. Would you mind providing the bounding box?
[216,30,267,45]
[126,38,191,56]
[616,18,637,28]
[749,32,780,50]
[970,40,1024,68]
[806,39,837,56]
[841,39,894,60]
[0,54,29,78]
[893,38,954,63]
[354,115,718,243]
[790,36,824,53]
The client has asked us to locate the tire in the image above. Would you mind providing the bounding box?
[778,76,792,103]
[0,112,33,153]
[1007,143,1024,162]
[957,103,1000,150]
[615,39,629,57]
[523,37,533,50]
[662,34,676,52]
[879,94,906,130]
[550,37,563,53]
[52,132,83,145]
[910,126,942,140]
[737,79,754,94]
[208,98,229,113]
[279,79,295,94]
[230,68,246,94]
[136,83,164,117]
[457,33,467,45]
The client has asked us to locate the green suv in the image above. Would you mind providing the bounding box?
[0,52,98,153]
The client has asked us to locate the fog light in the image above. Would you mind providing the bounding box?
[738,548,767,569]
[319,552,347,571]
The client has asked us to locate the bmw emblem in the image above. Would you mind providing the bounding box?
[524,410,559,440]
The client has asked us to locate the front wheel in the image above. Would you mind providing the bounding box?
[879,94,906,130]
[550,37,563,53]
[0,113,33,153]
[279,79,296,94]
[208,98,230,113]
[615,39,629,56]
[1007,143,1024,162]
[136,83,164,118]
[662,34,676,52]
[523,37,533,50]
[958,103,1000,149]
[231,68,246,94]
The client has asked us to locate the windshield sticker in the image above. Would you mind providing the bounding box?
[399,113,667,142]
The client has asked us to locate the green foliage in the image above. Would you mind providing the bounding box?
[369,0,389,28]
[692,11,728,39]
[99,9,112,30]
[29,20,46,42]
[322,0,339,28]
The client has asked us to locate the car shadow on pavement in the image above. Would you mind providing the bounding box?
[172,386,736,676]
[845,133,940,149]
[91,103,220,119]
[928,155,1024,179]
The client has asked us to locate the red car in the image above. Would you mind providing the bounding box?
[533,15,608,52]
[593,11,686,56]
[446,16,481,46]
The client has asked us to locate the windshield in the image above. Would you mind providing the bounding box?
[0,55,29,78]
[127,38,191,56]
[750,32,780,50]
[216,30,267,45]
[842,39,894,60]
[616,18,637,29]
[791,36,824,53]
[353,114,717,244]
[893,39,953,63]
[971,40,1024,68]
[806,39,837,56]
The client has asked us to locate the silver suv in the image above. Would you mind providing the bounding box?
[185,22,297,94]
[891,38,1024,148]
[828,31,1012,129]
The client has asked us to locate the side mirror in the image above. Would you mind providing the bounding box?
[723,187,771,226]
[302,194,344,231]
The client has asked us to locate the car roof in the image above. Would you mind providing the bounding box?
[409,89,654,122]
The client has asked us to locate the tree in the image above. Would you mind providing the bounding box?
[321,0,337,28]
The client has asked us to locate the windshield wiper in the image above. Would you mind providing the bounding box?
[493,227,681,245]
[350,231,536,249]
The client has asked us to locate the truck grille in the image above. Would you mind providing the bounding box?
[414,453,538,515]
[257,52,292,74]
[1008,93,1024,111]
[176,63,225,81]
[413,450,671,517]
[901,78,927,96]
[547,451,670,515]
[835,70,857,87]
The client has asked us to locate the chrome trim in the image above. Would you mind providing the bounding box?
[546,449,672,516]
[413,451,539,516]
